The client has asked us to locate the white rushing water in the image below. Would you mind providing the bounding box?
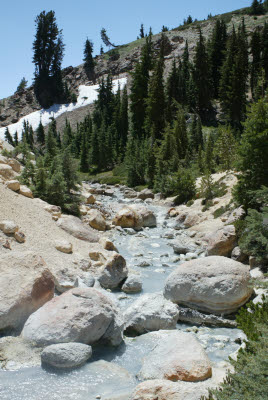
[0,185,243,400]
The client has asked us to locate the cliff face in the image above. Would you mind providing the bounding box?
[0,8,266,131]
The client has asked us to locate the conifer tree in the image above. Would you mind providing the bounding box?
[140,24,145,38]
[83,38,95,80]
[34,157,47,197]
[204,133,214,173]
[173,108,188,159]
[250,28,262,97]
[44,122,58,164]
[216,125,236,170]
[166,59,179,122]
[261,22,268,84]
[4,128,14,146]
[16,77,28,93]
[250,0,265,15]
[100,28,117,48]
[33,10,65,108]
[192,28,212,118]
[62,147,79,191]
[80,131,89,172]
[36,120,45,144]
[190,114,203,152]
[13,131,18,147]
[46,157,67,207]
[119,86,129,150]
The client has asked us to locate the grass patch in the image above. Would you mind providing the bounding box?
[213,205,230,219]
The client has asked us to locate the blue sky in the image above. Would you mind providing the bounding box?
[1,0,252,98]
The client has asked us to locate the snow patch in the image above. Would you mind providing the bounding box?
[0,77,127,141]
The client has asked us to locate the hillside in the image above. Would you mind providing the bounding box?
[0,7,267,135]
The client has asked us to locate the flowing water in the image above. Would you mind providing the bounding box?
[0,185,244,400]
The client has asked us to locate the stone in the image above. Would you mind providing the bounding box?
[79,205,88,215]
[7,159,21,173]
[99,237,118,252]
[0,220,18,234]
[5,179,20,191]
[124,293,180,334]
[113,206,143,229]
[207,225,236,257]
[75,274,95,288]
[14,230,26,243]
[225,206,245,225]
[184,213,200,228]
[132,205,157,228]
[177,306,237,328]
[137,189,154,200]
[44,204,61,217]
[57,214,99,242]
[19,185,33,198]
[85,194,96,204]
[171,237,197,255]
[250,267,264,279]
[138,330,212,382]
[55,240,73,254]
[164,256,253,315]
[41,343,92,369]
[0,251,55,331]
[0,163,15,180]
[231,246,248,263]
[122,275,142,293]
[87,209,106,231]
[22,287,123,346]
[97,252,128,289]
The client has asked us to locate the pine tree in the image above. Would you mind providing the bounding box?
[119,86,129,151]
[13,131,18,147]
[208,19,227,98]
[44,122,58,164]
[204,133,214,173]
[250,28,262,97]
[193,28,212,118]
[80,131,89,172]
[83,38,95,80]
[20,159,35,186]
[261,22,268,85]
[34,157,47,198]
[4,128,14,146]
[46,157,67,207]
[173,108,188,159]
[250,0,265,15]
[36,120,45,144]
[190,114,203,152]
[16,77,28,93]
[140,24,145,38]
[216,125,236,170]
[62,147,79,191]
[130,35,153,138]
[166,59,179,122]
[33,10,65,108]
[144,36,166,139]
[100,28,117,48]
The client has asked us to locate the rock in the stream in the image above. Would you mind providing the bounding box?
[57,214,99,242]
[0,251,55,331]
[177,306,237,328]
[122,275,142,293]
[97,252,128,289]
[171,237,197,255]
[22,287,123,346]
[137,189,154,200]
[207,225,236,256]
[99,237,118,252]
[164,256,253,315]
[138,330,212,382]
[41,343,92,369]
[132,204,157,227]
[124,293,180,334]
[113,205,156,229]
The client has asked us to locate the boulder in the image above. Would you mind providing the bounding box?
[122,275,142,293]
[124,293,180,334]
[85,194,96,204]
[19,185,33,198]
[184,213,200,228]
[22,287,123,346]
[99,237,118,252]
[87,209,106,231]
[57,215,99,242]
[171,237,197,255]
[132,205,157,227]
[207,225,236,256]
[164,256,253,315]
[231,246,248,263]
[44,204,61,217]
[97,252,128,289]
[124,189,137,199]
[0,251,55,331]
[8,159,21,173]
[5,179,20,191]
[138,330,212,382]
[55,240,73,254]
[137,189,154,200]
[113,206,143,229]
[177,306,237,328]
[41,343,92,369]
[0,164,15,180]
[0,220,18,234]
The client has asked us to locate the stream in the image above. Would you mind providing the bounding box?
[0,185,244,400]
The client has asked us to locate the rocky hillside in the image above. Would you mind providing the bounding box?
[0,7,267,132]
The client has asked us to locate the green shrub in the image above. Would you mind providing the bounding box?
[99,176,125,185]
[173,168,196,205]
[186,199,194,207]
[213,204,231,219]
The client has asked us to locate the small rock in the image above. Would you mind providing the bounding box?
[19,185,33,198]
[0,220,19,234]
[6,180,20,191]
[122,275,142,293]
[99,237,118,252]
[14,231,26,243]
[55,240,73,254]
[41,343,92,369]
[85,194,96,204]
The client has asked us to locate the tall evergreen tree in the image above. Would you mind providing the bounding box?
[83,38,95,80]
[36,120,45,144]
[4,128,14,146]
[250,28,262,97]
[33,10,65,108]
[192,28,212,118]
[173,108,188,159]
[140,24,145,38]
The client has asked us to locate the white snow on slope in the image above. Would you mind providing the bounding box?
[0,77,127,141]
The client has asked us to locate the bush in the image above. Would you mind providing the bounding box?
[173,168,196,205]
[238,207,268,267]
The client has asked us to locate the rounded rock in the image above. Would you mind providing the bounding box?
[41,343,92,369]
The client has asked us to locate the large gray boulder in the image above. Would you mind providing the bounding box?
[124,293,180,334]
[132,204,157,227]
[113,205,156,229]
[138,330,212,382]
[41,343,92,369]
[57,215,99,242]
[0,251,55,331]
[164,256,253,315]
[22,287,123,346]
